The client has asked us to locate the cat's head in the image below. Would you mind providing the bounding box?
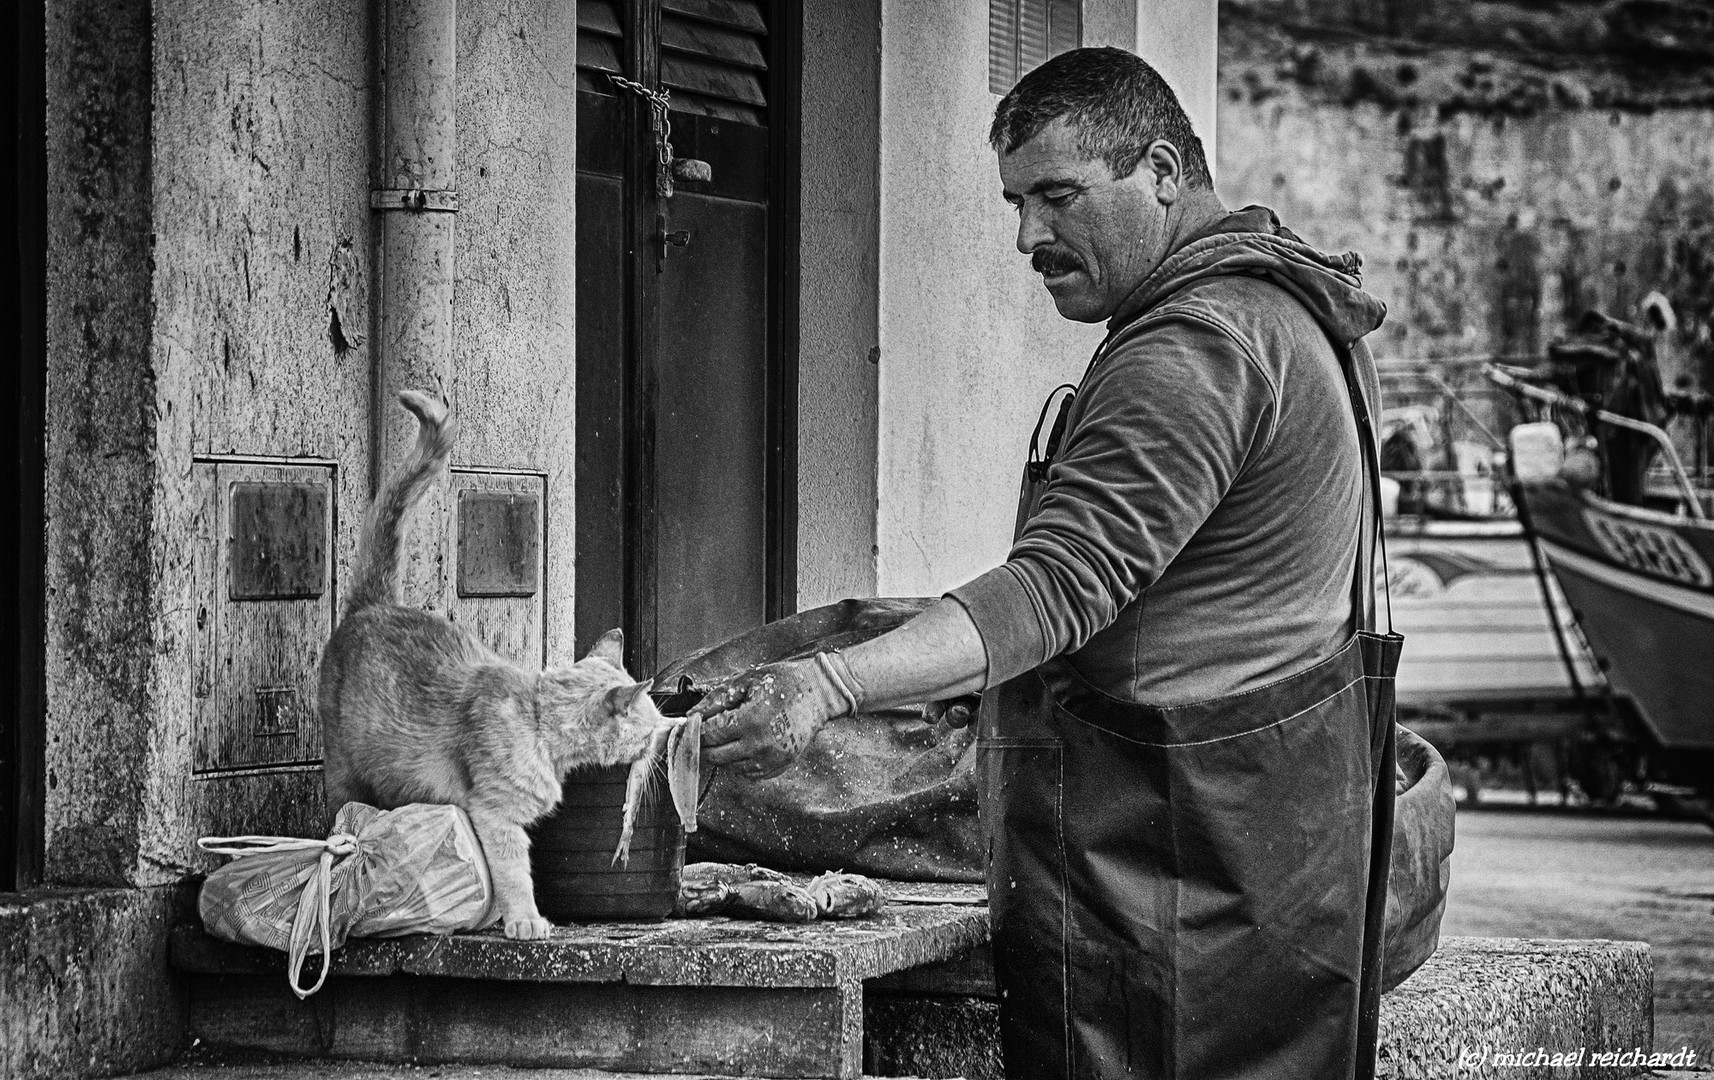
[540,628,664,738]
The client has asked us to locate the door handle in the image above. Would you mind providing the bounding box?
[655,214,691,272]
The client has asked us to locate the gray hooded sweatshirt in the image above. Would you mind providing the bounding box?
[948,206,1390,705]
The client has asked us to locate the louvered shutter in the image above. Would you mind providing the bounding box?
[575,1,769,127]
[989,0,1082,94]
[662,0,769,125]
[576,0,625,90]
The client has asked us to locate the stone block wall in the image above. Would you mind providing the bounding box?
[1218,0,1714,393]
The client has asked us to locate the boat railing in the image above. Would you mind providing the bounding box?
[1383,470,1516,523]
[1487,364,1709,521]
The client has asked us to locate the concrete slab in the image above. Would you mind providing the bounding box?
[171,904,989,1079]
[1380,937,1654,1079]
[130,1056,958,1080]
[171,904,989,990]
[865,936,1657,1080]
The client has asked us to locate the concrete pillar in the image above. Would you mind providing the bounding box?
[797,0,883,608]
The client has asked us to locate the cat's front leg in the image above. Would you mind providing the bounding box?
[468,808,553,940]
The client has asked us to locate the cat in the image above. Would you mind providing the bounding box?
[318,389,672,939]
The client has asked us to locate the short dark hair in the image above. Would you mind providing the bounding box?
[990,47,1211,187]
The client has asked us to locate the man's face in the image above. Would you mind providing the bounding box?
[1000,119,1174,323]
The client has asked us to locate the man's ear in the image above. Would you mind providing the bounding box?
[1146,140,1184,205]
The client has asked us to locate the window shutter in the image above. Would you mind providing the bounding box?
[576,0,770,127]
[989,0,1019,92]
[989,0,1082,95]
[1047,0,1081,59]
[661,0,770,125]
[576,0,625,91]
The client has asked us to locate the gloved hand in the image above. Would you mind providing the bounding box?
[692,654,861,781]
[920,694,981,729]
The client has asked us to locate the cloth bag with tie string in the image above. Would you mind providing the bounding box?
[197,801,500,998]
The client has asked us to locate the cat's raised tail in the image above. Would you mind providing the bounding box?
[343,390,455,618]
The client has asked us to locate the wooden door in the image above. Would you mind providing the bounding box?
[574,0,798,676]
[3,0,47,889]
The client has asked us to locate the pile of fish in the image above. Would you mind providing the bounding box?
[675,863,887,922]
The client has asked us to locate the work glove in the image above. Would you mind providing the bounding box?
[692,653,862,781]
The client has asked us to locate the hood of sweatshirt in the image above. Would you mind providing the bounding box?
[1107,205,1387,348]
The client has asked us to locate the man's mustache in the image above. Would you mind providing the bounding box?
[1032,249,1085,276]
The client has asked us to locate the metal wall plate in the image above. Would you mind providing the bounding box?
[457,488,541,598]
[228,481,329,600]
[193,460,334,775]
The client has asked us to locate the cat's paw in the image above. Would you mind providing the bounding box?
[503,913,555,940]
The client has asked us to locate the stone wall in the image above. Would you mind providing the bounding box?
[1217,0,1714,390]
[24,0,578,1074]
[0,887,191,1079]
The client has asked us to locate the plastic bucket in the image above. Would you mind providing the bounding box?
[528,681,703,923]
[530,764,684,922]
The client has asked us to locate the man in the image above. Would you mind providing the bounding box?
[694,47,1398,1079]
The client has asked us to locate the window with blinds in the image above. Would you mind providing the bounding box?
[989,0,1081,94]
[575,0,771,127]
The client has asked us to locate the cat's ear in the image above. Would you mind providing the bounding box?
[587,628,625,666]
[605,682,652,715]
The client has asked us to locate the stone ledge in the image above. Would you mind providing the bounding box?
[866,936,1657,1080]
[2,885,195,1080]
[1379,937,1655,1080]
[170,903,989,990]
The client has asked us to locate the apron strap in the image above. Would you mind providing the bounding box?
[1334,341,1397,636]
[1026,383,1078,482]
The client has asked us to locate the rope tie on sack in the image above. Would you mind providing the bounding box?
[197,832,360,999]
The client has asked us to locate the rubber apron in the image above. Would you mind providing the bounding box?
[979,336,1401,1080]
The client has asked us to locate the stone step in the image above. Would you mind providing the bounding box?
[170,898,989,1080]
[131,1061,959,1080]
[171,896,1658,1080]
[865,936,1658,1080]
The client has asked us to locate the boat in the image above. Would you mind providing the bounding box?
[1488,310,1714,815]
[1377,361,1616,802]
[1379,362,1600,712]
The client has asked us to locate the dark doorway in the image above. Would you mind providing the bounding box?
[3,0,48,892]
[574,0,799,676]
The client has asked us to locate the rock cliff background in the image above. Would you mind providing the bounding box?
[1216,0,1714,391]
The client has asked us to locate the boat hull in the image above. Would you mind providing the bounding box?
[1383,521,1598,708]
[1520,482,1714,754]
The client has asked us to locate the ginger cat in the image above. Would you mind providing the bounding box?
[318,390,671,939]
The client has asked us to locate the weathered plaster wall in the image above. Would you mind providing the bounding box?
[1136,0,1219,173]
[451,0,579,663]
[1218,0,1714,378]
[129,0,376,884]
[0,886,191,1079]
[43,0,159,887]
[875,0,1212,597]
[45,0,581,885]
[796,0,883,608]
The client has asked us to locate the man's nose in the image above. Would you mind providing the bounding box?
[1016,205,1053,255]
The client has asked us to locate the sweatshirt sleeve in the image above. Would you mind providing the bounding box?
[946,313,1278,688]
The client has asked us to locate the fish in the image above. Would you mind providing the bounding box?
[807,871,887,918]
[612,715,703,865]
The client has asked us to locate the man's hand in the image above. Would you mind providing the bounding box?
[692,656,855,781]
